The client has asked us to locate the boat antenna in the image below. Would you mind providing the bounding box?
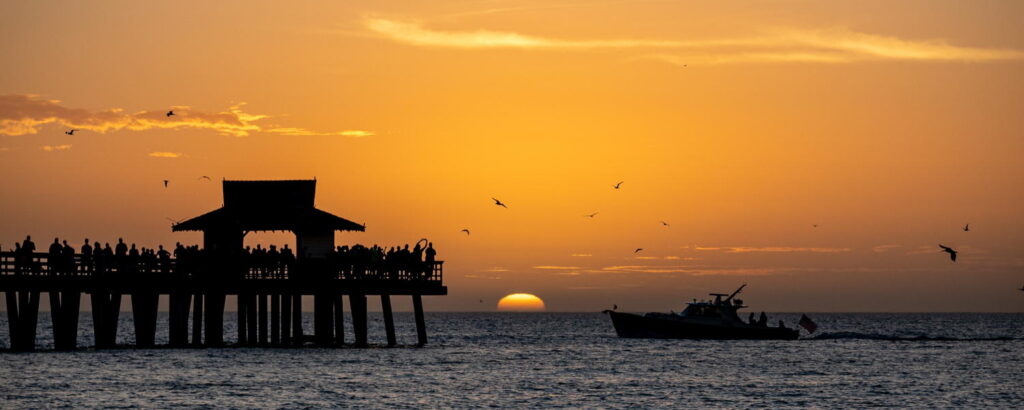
[725,283,747,303]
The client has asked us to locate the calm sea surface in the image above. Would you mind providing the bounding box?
[1,312,1022,407]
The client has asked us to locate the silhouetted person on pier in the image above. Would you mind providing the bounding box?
[49,238,62,276]
[81,239,93,274]
[425,242,437,264]
[778,320,786,329]
[758,311,768,327]
[101,243,114,275]
[13,243,24,274]
[748,312,756,325]
[128,243,140,274]
[156,244,168,274]
[115,238,128,274]
[281,244,295,277]
[268,245,280,278]
[18,235,36,274]
[61,240,75,275]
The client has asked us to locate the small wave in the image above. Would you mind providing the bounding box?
[807,331,1018,342]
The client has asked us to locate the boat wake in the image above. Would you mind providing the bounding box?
[806,331,1019,342]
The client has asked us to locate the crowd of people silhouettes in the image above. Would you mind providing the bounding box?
[3,235,439,281]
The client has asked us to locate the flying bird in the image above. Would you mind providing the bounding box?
[813,224,818,228]
[963,224,970,232]
[461,229,471,235]
[166,110,175,117]
[585,212,598,218]
[660,221,670,227]
[938,244,958,262]
[634,248,643,253]
[199,175,212,181]
[613,304,618,311]
[613,181,623,189]
[163,180,169,188]
[492,198,507,208]
[65,129,77,135]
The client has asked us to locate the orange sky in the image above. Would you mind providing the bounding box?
[1,0,1022,312]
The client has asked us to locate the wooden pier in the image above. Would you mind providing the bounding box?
[0,180,448,351]
[0,253,445,351]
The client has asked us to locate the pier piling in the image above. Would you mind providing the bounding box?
[169,291,192,347]
[351,293,368,347]
[413,294,427,347]
[130,292,159,347]
[381,294,396,347]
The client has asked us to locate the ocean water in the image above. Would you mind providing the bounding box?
[1,312,1022,407]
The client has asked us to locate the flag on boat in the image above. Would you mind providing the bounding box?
[798,314,818,334]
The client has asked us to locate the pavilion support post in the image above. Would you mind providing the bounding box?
[258,293,268,345]
[314,293,334,346]
[246,293,258,344]
[281,293,292,345]
[204,292,226,347]
[191,292,203,346]
[8,291,40,351]
[292,293,303,346]
[168,291,191,347]
[333,295,345,346]
[237,293,248,346]
[50,291,81,350]
[381,294,396,347]
[413,294,427,347]
[131,292,159,348]
[271,293,280,345]
[350,293,368,347]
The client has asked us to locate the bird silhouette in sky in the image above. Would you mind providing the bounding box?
[585,212,598,218]
[65,129,77,135]
[613,304,618,310]
[492,198,507,208]
[660,221,670,227]
[963,224,970,232]
[479,299,484,303]
[813,224,819,228]
[163,180,169,188]
[461,229,471,235]
[634,248,643,253]
[199,175,212,181]
[938,244,958,262]
[613,181,623,189]
[166,110,175,117]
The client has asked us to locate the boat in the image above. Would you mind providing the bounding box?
[603,284,799,340]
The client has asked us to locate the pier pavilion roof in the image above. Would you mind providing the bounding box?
[172,180,365,232]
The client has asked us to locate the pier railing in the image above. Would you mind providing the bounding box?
[0,251,443,284]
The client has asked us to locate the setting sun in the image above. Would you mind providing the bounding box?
[497,293,546,312]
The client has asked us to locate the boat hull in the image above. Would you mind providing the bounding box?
[604,311,799,340]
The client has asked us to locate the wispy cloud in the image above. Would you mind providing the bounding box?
[872,244,902,253]
[695,246,852,253]
[0,94,373,137]
[724,246,852,253]
[148,151,182,158]
[596,265,782,275]
[0,147,9,152]
[570,253,592,257]
[532,265,582,270]
[364,18,1024,63]
[41,144,71,152]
